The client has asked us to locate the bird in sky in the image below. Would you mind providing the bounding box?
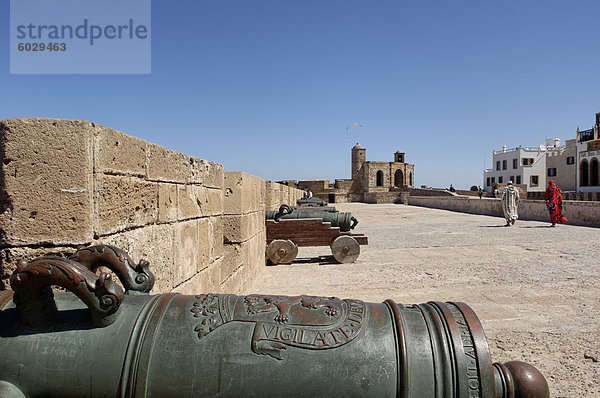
[346,123,363,130]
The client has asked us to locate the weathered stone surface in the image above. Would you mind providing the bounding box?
[173,257,223,294]
[223,171,264,215]
[94,174,158,236]
[220,242,245,293]
[158,183,178,223]
[0,118,94,245]
[188,158,224,188]
[147,143,190,183]
[188,157,205,185]
[202,188,223,216]
[197,217,210,270]
[94,125,147,177]
[222,211,264,243]
[219,241,245,286]
[0,118,272,297]
[177,185,202,220]
[172,220,200,285]
[221,231,265,293]
[209,216,223,262]
[202,160,224,189]
[205,258,222,292]
[172,271,203,295]
[178,186,223,219]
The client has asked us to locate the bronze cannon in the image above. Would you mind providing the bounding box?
[266,205,358,232]
[296,197,326,207]
[265,206,338,218]
[0,245,549,397]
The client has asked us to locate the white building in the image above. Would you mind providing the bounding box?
[576,113,600,192]
[483,139,568,193]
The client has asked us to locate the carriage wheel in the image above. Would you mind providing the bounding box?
[330,236,360,263]
[266,239,298,265]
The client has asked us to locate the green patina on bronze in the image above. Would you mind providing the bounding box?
[266,205,358,232]
[0,245,550,398]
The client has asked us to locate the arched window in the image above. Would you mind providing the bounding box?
[580,160,589,187]
[591,158,599,186]
[409,172,413,186]
[394,169,404,188]
[376,170,384,187]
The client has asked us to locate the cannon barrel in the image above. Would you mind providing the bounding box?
[266,209,357,231]
[0,248,550,398]
[296,197,326,207]
[265,206,338,219]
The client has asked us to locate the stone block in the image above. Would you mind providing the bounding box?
[197,217,210,270]
[204,258,223,293]
[220,230,265,293]
[158,183,178,223]
[172,220,200,286]
[147,143,190,183]
[94,124,147,177]
[223,171,264,215]
[172,271,203,295]
[177,185,202,220]
[200,187,223,217]
[188,157,205,185]
[0,118,94,245]
[172,256,224,294]
[279,188,287,206]
[94,174,158,236]
[222,211,264,244]
[221,242,246,287]
[259,180,266,208]
[194,159,224,189]
[265,187,278,210]
[209,216,224,262]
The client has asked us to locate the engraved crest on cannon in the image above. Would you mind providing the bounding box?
[190,294,366,360]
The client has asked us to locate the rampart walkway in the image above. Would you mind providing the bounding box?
[249,203,600,397]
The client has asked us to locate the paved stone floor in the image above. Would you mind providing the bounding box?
[249,203,600,397]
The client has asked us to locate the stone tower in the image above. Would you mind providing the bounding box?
[394,150,405,163]
[351,143,366,181]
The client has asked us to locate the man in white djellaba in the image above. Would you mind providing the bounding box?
[501,181,520,226]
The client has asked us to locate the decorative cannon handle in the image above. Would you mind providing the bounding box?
[70,245,154,294]
[350,216,359,229]
[274,204,293,222]
[9,256,124,328]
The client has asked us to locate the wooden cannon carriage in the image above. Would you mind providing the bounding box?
[266,218,368,264]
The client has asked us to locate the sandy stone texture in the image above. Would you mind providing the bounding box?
[248,203,600,398]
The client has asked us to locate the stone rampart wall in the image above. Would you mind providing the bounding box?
[407,195,600,227]
[265,181,303,211]
[0,118,302,292]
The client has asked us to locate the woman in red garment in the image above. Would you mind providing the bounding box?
[544,180,567,226]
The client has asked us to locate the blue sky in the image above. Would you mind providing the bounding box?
[2,1,599,189]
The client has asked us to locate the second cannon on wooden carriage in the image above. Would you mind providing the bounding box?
[265,205,368,265]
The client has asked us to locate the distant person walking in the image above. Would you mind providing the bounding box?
[477,186,483,199]
[501,181,520,226]
[544,180,567,226]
